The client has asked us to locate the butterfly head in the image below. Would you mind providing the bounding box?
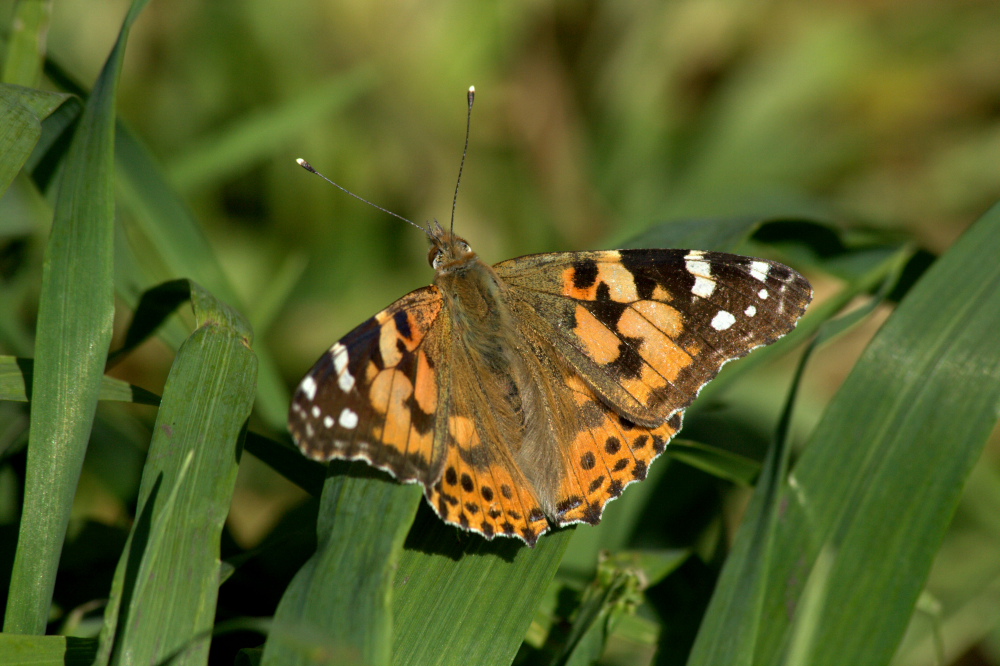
[427,222,476,274]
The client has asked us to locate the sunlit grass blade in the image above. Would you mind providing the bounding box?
[753,201,1000,665]
[0,633,97,666]
[261,464,422,666]
[95,280,256,666]
[2,0,151,635]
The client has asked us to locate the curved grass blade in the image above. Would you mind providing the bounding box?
[0,83,68,195]
[2,0,151,634]
[114,126,289,429]
[95,280,256,666]
[752,201,1000,665]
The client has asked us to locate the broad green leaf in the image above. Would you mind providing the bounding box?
[3,0,151,634]
[666,439,760,487]
[96,280,256,666]
[752,202,1000,664]
[686,338,806,666]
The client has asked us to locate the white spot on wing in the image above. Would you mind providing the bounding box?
[686,256,715,298]
[745,305,757,317]
[323,416,334,428]
[711,310,736,331]
[311,406,320,418]
[691,276,715,298]
[758,288,769,300]
[750,261,770,282]
[331,342,355,392]
[339,407,359,429]
[300,375,317,401]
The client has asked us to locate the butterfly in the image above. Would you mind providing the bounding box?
[289,222,812,546]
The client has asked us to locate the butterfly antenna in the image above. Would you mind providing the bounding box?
[295,158,429,236]
[450,86,475,236]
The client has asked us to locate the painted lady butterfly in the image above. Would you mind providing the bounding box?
[289,90,812,546]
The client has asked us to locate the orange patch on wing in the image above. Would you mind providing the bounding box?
[413,350,437,414]
[631,300,683,337]
[595,262,639,302]
[651,284,673,301]
[374,296,443,368]
[617,305,692,383]
[369,370,414,449]
[574,305,621,365]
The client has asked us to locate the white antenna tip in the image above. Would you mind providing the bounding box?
[468,85,475,93]
[296,158,307,166]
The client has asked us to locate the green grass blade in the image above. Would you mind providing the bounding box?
[391,518,573,666]
[0,633,97,666]
[261,464,422,666]
[95,280,256,666]
[166,68,373,193]
[2,0,150,634]
[753,202,1000,665]
[114,126,289,429]
[0,356,160,405]
[2,0,52,87]
[0,83,68,195]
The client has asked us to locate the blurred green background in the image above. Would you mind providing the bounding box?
[5,0,1000,663]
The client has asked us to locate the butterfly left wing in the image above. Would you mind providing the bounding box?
[288,286,447,485]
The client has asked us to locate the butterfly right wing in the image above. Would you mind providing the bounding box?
[496,249,812,426]
[288,286,447,485]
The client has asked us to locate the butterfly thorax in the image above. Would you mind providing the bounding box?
[431,233,517,377]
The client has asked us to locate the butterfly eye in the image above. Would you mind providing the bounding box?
[457,240,471,254]
[431,250,445,269]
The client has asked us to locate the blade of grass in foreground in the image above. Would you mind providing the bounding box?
[95,280,256,666]
[393,512,573,666]
[3,0,151,635]
[687,253,903,666]
[261,464,422,666]
[752,202,1000,665]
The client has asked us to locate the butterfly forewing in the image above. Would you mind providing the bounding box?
[289,286,446,485]
[496,249,812,425]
